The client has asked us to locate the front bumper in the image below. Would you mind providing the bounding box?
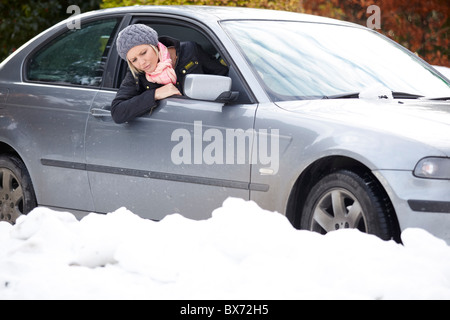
[373,170,450,244]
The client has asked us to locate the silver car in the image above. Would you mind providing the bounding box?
[0,6,449,242]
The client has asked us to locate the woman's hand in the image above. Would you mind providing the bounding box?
[154,83,182,100]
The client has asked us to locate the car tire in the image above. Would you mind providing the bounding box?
[301,170,398,241]
[0,155,37,224]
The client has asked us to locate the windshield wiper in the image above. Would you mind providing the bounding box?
[322,92,360,99]
[322,91,424,100]
[391,92,424,99]
[426,97,450,101]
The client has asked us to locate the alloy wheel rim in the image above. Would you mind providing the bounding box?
[311,188,367,234]
[0,168,24,223]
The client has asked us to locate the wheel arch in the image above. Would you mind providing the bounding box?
[286,155,401,238]
[0,141,37,197]
[0,141,38,222]
[0,141,22,159]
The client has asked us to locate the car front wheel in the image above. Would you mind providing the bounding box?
[0,155,37,224]
[301,170,399,241]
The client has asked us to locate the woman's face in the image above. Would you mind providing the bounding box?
[127,44,158,73]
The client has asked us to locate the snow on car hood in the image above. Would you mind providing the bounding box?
[276,99,450,156]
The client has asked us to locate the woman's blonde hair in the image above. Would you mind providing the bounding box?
[127,44,159,79]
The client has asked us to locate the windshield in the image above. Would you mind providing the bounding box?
[222,20,450,101]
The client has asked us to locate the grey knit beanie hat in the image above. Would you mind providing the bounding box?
[116,24,159,60]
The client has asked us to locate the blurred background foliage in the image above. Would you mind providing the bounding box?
[0,0,102,62]
[1,0,449,67]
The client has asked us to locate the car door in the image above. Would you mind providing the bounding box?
[18,17,120,213]
[85,20,258,220]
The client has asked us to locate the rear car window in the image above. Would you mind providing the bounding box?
[27,19,119,87]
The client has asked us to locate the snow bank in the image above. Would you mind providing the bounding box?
[1,197,450,300]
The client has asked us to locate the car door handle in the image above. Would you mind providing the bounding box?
[91,108,112,118]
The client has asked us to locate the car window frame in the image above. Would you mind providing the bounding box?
[103,13,256,105]
[23,14,124,90]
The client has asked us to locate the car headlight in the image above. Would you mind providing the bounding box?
[414,157,450,180]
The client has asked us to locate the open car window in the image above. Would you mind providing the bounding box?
[114,20,253,104]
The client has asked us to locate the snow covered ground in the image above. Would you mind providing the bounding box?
[1,197,449,300]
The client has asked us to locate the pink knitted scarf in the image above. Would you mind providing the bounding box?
[146,42,177,85]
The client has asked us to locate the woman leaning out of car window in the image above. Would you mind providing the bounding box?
[111,24,229,124]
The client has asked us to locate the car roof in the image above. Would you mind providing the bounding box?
[80,5,355,26]
[0,5,358,78]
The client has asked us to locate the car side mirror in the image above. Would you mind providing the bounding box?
[183,74,239,103]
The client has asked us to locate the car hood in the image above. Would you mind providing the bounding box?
[276,99,450,156]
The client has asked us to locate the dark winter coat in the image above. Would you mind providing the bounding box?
[111,36,229,124]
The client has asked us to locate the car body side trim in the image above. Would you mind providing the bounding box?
[408,200,450,214]
[41,158,269,192]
